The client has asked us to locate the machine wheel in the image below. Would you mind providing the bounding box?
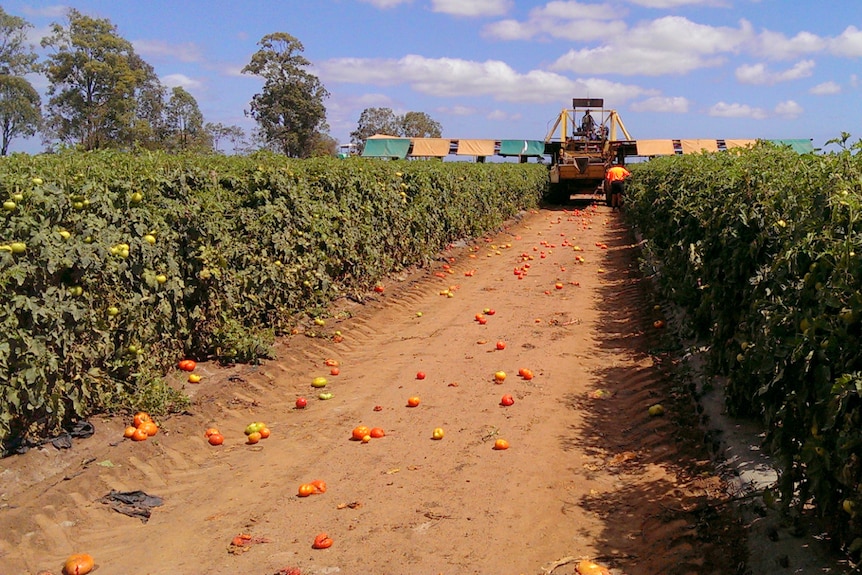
[547,182,570,205]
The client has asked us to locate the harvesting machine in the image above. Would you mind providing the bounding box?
[544,98,637,204]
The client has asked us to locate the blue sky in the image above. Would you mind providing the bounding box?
[5,0,862,153]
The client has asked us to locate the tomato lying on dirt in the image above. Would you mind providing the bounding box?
[131,427,149,442]
[352,426,371,440]
[133,412,151,427]
[298,484,316,497]
[178,359,196,372]
[312,533,333,549]
[310,479,327,493]
[63,552,95,575]
[493,439,510,450]
[208,433,224,446]
[500,394,515,406]
[407,396,420,407]
[369,427,385,438]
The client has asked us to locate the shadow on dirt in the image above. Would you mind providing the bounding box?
[558,210,750,575]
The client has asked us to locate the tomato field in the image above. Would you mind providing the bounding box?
[626,140,862,555]
[0,151,546,452]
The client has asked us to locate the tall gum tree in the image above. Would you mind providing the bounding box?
[0,8,41,154]
[242,33,329,158]
[165,86,208,152]
[41,8,162,150]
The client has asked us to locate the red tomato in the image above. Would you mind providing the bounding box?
[501,394,515,406]
[208,433,224,446]
[352,426,371,441]
[374,285,385,293]
[416,371,426,380]
[132,412,151,427]
[259,427,271,439]
[495,341,506,350]
[310,479,327,493]
[178,359,196,372]
[330,367,340,376]
[369,427,385,438]
[312,533,333,549]
[407,396,420,407]
[295,397,308,409]
[298,484,316,497]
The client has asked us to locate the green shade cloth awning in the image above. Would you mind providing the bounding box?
[498,140,545,156]
[362,138,411,158]
[769,139,815,154]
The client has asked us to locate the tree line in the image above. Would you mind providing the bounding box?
[0,7,442,157]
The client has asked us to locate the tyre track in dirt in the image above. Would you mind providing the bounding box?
[0,205,746,575]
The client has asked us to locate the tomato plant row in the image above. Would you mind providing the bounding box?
[625,141,862,555]
[0,150,546,453]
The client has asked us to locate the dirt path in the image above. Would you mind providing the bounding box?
[0,205,747,575]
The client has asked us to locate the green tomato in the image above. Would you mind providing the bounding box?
[107,306,120,317]
[127,344,138,354]
[143,234,156,245]
[318,392,334,400]
[245,422,266,435]
[130,192,143,203]
[31,177,43,186]
[3,200,17,211]
[155,274,168,284]
[11,193,24,202]
[9,242,26,254]
[72,201,85,210]
[58,230,71,240]
[68,286,83,297]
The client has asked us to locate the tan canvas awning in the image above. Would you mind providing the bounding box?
[456,139,495,156]
[636,140,675,156]
[680,139,718,154]
[724,139,756,150]
[410,138,451,157]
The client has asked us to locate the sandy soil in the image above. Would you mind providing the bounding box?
[0,204,750,575]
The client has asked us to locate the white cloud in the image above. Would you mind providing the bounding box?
[438,105,478,115]
[708,101,768,119]
[810,81,841,95]
[161,74,203,91]
[829,25,862,58]
[626,0,726,6]
[483,2,623,42]
[134,39,203,63]
[774,100,803,118]
[318,54,653,104]
[551,17,754,76]
[487,109,521,121]
[630,96,690,113]
[431,0,513,17]
[750,29,825,60]
[735,59,814,85]
[358,0,412,8]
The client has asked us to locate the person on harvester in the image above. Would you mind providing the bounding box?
[605,163,631,211]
